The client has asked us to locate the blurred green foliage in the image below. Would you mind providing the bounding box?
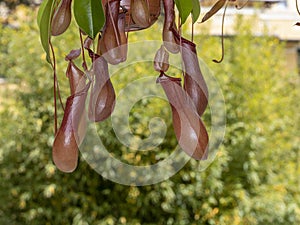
[0,6,300,225]
[0,0,37,9]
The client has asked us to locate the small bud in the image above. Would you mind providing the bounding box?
[51,0,72,36]
[154,45,169,72]
[131,0,151,28]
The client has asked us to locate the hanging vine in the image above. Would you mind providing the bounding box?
[38,0,253,172]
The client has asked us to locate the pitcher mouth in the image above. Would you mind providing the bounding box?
[156,72,182,84]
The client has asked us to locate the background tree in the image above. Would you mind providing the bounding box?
[0,0,38,9]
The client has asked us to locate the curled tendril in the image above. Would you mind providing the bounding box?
[213,0,229,63]
[296,0,300,15]
[191,22,194,43]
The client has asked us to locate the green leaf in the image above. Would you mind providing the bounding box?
[191,0,201,24]
[73,0,105,39]
[174,0,193,24]
[37,0,48,27]
[37,0,56,63]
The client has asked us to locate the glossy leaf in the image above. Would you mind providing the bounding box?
[73,0,105,39]
[174,0,193,24]
[37,0,49,26]
[37,0,56,63]
[191,0,201,24]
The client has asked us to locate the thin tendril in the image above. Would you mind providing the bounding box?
[191,22,194,42]
[48,0,64,112]
[108,2,120,46]
[177,16,185,78]
[213,0,229,63]
[49,41,58,134]
[79,31,93,82]
[235,0,249,10]
[126,30,129,41]
[91,34,97,101]
[49,42,65,110]
[97,34,101,56]
[79,29,88,72]
[146,0,150,21]
[56,82,64,110]
[296,0,300,15]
